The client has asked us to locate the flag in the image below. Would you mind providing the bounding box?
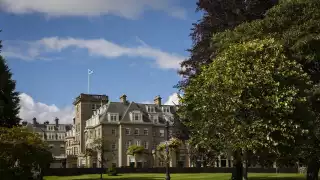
[88,69,93,75]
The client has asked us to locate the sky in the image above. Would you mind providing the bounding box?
[0,0,200,124]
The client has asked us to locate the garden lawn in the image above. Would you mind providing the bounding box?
[44,173,305,180]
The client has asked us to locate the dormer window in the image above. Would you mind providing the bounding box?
[146,106,155,113]
[130,111,142,122]
[162,106,170,113]
[108,113,119,122]
[149,115,159,124]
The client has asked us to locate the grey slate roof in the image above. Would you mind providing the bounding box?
[97,101,177,123]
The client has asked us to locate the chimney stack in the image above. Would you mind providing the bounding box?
[32,117,37,125]
[120,94,127,103]
[55,117,59,127]
[154,95,162,106]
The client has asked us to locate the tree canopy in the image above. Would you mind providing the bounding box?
[0,38,20,127]
[0,127,52,179]
[178,0,278,87]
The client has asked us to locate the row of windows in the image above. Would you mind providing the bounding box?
[38,132,65,140]
[124,128,166,137]
[66,147,79,155]
[146,106,170,113]
[46,125,66,131]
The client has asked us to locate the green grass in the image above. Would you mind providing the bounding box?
[44,173,305,180]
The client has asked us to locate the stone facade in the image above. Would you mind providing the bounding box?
[66,94,191,168]
[22,117,72,168]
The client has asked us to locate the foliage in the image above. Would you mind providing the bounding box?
[0,127,52,180]
[179,38,313,165]
[107,166,117,176]
[0,38,20,127]
[126,145,145,156]
[210,0,320,166]
[178,0,278,86]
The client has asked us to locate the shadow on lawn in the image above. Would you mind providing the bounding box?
[250,177,304,180]
[71,176,163,180]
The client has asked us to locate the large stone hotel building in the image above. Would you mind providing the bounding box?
[65,93,194,168]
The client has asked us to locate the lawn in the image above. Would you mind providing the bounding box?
[44,173,305,180]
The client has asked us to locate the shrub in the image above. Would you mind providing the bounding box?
[107,166,118,176]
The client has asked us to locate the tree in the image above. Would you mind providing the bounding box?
[126,145,145,168]
[156,138,182,167]
[0,127,52,180]
[0,36,20,127]
[210,0,320,179]
[88,138,115,180]
[178,0,278,87]
[179,38,313,180]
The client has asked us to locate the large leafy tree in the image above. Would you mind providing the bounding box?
[0,127,52,180]
[211,0,320,179]
[178,0,278,87]
[0,36,20,127]
[179,38,313,180]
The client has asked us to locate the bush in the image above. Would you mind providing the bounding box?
[107,166,117,176]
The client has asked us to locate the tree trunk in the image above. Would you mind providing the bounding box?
[307,159,319,180]
[232,150,243,180]
[243,150,248,180]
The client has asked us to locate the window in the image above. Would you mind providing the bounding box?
[75,147,78,155]
[152,131,156,137]
[49,144,54,148]
[96,104,101,109]
[143,129,148,136]
[112,129,116,136]
[147,106,155,113]
[134,114,140,121]
[111,142,116,150]
[149,115,158,124]
[159,129,164,137]
[125,128,131,135]
[110,113,118,121]
[136,140,141,146]
[169,130,173,137]
[153,143,157,150]
[97,129,100,137]
[134,128,139,135]
[143,141,149,149]
[162,106,170,113]
[126,140,132,149]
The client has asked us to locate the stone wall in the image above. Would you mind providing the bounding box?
[44,167,298,176]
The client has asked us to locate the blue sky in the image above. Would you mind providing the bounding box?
[0,0,200,123]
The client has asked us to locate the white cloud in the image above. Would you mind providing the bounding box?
[3,37,185,70]
[165,93,180,105]
[19,93,74,124]
[0,0,186,19]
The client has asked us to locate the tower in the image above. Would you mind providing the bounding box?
[73,93,109,154]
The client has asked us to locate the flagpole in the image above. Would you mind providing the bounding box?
[88,72,90,94]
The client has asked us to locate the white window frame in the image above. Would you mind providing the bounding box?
[130,111,142,122]
[134,128,140,136]
[109,113,119,122]
[143,141,149,149]
[126,140,132,149]
[143,128,148,136]
[125,128,131,135]
[146,106,155,113]
[152,131,156,137]
[159,129,165,137]
[136,140,141,146]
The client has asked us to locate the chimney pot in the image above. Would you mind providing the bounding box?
[154,95,162,106]
[55,117,59,126]
[120,94,127,103]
